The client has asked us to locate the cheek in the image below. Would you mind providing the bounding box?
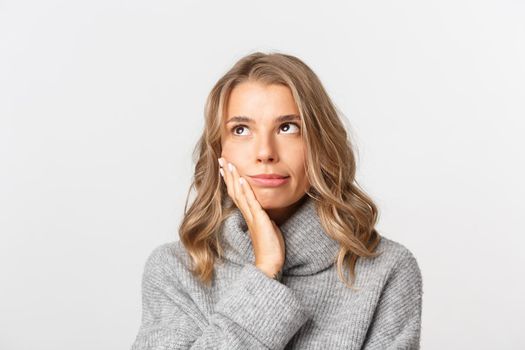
[221,142,241,159]
[295,170,310,190]
[220,143,249,174]
[288,158,308,184]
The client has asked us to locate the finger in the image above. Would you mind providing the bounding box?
[240,174,263,215]
[219,159,225,183]
[229,162,253,222]
[238,178,254,222]
[220,158,235,200]
[227,161,239,199]
[219,158,235,205]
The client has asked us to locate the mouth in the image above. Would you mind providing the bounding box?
[250,174,289,179]
[249,176,290,187]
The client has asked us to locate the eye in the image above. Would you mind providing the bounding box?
[230,122,301,136]
[280,122,301,134]
[231,124,250,136]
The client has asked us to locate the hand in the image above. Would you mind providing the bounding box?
[218,157,285,277]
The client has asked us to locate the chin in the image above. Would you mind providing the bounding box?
[254,192,297,209]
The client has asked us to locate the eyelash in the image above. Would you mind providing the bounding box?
[230,122,301,136]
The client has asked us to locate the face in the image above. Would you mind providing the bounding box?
[220,81,310,221]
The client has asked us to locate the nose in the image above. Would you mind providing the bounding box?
[255,133,279,164]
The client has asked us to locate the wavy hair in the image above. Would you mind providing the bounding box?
[179,51,382,290]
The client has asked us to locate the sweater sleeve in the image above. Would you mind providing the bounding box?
[130,246,310,350]
[362,250,423,350]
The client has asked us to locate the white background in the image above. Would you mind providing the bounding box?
[1,0,524,349]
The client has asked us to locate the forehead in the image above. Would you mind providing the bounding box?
[225,81,299,121]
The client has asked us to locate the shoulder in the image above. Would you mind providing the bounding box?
[358,235,422,287]
[377,235,420,266]
[378,235,422,286]
[142,240,193,277]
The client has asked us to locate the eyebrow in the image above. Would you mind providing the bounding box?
[225,114,301,125]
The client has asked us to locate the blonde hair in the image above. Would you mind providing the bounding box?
[179,51,382,290]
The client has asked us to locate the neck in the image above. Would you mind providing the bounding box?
[219,195,341,276]
[265,195,308,225]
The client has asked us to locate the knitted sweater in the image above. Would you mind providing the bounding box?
[131,197,423,349]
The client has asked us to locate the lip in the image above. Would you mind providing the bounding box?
[251,174,288,179]
[249,176,290,187]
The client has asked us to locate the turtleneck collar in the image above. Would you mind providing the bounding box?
[218,195,341,276]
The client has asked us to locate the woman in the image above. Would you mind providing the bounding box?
[131,52,423,349]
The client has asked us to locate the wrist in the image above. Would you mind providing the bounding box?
[256,264,283,281]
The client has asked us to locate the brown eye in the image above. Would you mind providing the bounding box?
[230,122,301,137]
[231,124,249,136]
[280,122,301,134]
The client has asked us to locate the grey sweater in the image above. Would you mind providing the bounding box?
[131,197,423,349]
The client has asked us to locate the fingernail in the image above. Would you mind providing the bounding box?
[218,158,224,167]
[219,168,224,177]
[239,177,244,185]
[228,163,233,172]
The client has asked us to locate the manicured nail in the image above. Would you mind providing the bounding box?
[228,163,233,172]
[239,177,244,185]
[219,168,224,177]
[218,158,224,167]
